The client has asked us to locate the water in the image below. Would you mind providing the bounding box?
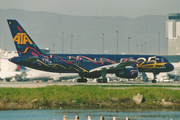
[0,109,180,120]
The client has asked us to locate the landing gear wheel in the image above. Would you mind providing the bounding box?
[97,79,107,83]
[103,79,107,83]
[77,78,87,83]
[152,80,157,83]
[152,72,159,83]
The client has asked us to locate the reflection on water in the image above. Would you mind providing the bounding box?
[0,109,180,120]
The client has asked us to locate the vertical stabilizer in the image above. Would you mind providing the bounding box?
[7,20,43,56]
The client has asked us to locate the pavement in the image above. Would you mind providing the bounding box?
[0,81,180,89]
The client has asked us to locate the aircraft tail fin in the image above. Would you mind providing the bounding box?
[7,19,44,56]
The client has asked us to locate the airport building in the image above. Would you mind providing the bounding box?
[166,13,180,55]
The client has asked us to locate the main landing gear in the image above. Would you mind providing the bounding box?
[77,73,87,83]
[77,78,87,83]
[152,72,159,83]
[97,70,108,83]
[77,70,108,83]
[97,78,107,83]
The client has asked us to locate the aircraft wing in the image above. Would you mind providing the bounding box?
[89,58,135,72]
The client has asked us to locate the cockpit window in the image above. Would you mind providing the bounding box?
[161,57,169,62]
[155,58,159,61]
[161,58,165,62]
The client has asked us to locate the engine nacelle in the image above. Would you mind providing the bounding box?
[115,67,138,78]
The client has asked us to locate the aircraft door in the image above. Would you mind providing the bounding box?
[44,56,49,64]
[76,56,80,65]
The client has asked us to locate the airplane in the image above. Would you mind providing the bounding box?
[23,68,61,82]
[0,63,27,82]
[166,63,180,81]
[24,68,78,82]
[7,19,174,83]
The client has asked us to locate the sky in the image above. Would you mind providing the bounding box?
[0,0,180,18]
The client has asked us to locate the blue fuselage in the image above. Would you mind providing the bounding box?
[10,53,174,74]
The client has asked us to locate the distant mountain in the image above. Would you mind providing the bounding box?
[0,9,168,54]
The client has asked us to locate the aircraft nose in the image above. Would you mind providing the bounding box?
[166,63,174,72]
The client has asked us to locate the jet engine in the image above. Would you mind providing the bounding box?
[115,67,138,78]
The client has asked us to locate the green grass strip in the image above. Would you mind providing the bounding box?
[0,85,180,103]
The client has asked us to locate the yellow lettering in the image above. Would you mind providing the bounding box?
[24,35,33,44]
[147,56,156,63]
[21,33,24,44]
[14,35,21,44]
[13,33,33,44]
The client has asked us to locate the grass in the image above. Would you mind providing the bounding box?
[99,84,180,88]
[0,85,180,104]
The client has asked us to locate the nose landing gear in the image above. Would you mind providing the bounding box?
[152,72,159,83]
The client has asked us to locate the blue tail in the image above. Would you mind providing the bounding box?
[7,19,43,56]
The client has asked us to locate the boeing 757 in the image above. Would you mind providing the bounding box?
[7,20,174,83]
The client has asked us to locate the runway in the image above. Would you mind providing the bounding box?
[0,81,180,88]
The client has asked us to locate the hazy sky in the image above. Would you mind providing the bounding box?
[0,0,180,18]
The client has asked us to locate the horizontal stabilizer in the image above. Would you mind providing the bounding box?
[21,56,38,63]
[9,56,38,65]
